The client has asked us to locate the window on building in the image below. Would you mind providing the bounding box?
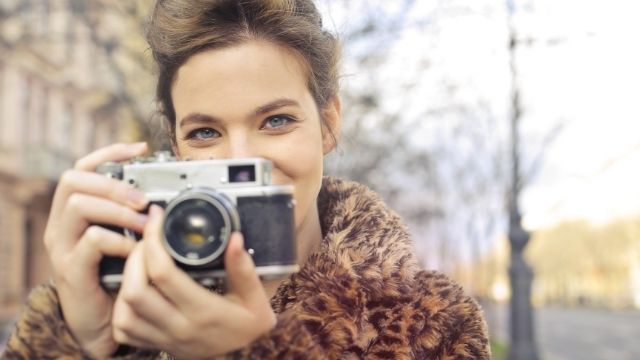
[26,0,51,39]
[65,8,76,62]
[60,101,74,149]
[39,86,49,148]
[26,80,47,147]
[22,76,33,152]
[42,0,50,36]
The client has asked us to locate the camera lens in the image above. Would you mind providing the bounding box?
[163,188,240,266]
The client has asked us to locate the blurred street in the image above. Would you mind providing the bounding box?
[537,307,640,360]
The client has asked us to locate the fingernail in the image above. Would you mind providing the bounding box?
[150,204,163,216]
[128,190,148,207]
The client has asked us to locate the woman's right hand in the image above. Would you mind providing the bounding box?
[43,142,150,358]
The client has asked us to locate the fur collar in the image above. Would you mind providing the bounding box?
[271,176,420,312]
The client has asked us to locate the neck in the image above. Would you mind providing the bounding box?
[294,202,323,266]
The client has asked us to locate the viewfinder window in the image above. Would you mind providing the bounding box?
[229,165,256,183]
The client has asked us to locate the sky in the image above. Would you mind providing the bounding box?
[514,0,640,229]
[320,0,640,232]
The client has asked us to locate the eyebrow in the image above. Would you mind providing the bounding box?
[178,98,301,128]
[254,98,300,116]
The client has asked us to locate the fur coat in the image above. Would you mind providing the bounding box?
[2,177,490,359]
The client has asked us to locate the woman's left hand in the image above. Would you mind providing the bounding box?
[111,205,277,358]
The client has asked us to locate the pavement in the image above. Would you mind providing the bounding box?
[537,307,640,360]
[2,305,638,358]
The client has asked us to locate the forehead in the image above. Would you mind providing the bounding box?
[171,40,311,109]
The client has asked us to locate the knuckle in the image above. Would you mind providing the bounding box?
[111,310,127,330]
[66,193,85,212]
[120,286,144,307]
[147,266,170,287]
[172,322,192,343]
[117,208,136,226]
[83,225,103,241]
[72,158,87,170]
[111,313,134,339]
[59,169,77,187]
[112,329,127,343]
[108,182,127,202]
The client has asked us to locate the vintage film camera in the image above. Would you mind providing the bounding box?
[97,151,298,290]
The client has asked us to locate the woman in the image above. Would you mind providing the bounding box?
[3,0,490,359]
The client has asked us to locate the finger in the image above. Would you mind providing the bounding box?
[224,232,270,310]
[51,170,148,220]
[74,142,148,171]
[53,194,148,255]
[142,205,230,313]
[63,193,149,234]
[112,295,170,349]
[119,240,188,332]
[74,225,137,269]
[57,226,136,290]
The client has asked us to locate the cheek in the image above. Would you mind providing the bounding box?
[271,144,323,186]
[268,137,324,225]
[270,131,324,182]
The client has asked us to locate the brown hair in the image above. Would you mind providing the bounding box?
[146,0,341,137]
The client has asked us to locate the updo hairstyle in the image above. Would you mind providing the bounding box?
[146,0,341,137]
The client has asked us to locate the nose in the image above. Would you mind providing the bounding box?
[223,132,257,159]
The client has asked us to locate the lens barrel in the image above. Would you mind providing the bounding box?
[163,188,240,267]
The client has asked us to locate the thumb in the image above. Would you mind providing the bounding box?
[225,232,269,308]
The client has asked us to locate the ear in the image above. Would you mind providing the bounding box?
[321,96,342,155]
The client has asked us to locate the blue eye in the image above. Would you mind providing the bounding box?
[263,116,292,129]
[188,128,220,140]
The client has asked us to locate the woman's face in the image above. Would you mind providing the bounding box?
[171,40,339,233]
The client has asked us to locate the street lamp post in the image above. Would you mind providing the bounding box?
[506,0,539,359]
[507,205,539,360]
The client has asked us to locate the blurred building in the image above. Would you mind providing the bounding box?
[0,0,146,328]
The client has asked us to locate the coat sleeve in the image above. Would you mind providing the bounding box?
[0,282,337,360]
[0,283,159,360]
[1,283,93,359]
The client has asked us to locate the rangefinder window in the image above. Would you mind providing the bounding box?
[229,165,256,183]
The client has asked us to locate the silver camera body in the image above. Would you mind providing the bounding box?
[98,152,298,290]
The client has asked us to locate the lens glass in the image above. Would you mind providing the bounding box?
[164,198,230,264]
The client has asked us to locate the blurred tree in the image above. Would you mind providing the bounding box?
[526,217,640,308]
[66,0,161,147]
[321,0,511,282]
